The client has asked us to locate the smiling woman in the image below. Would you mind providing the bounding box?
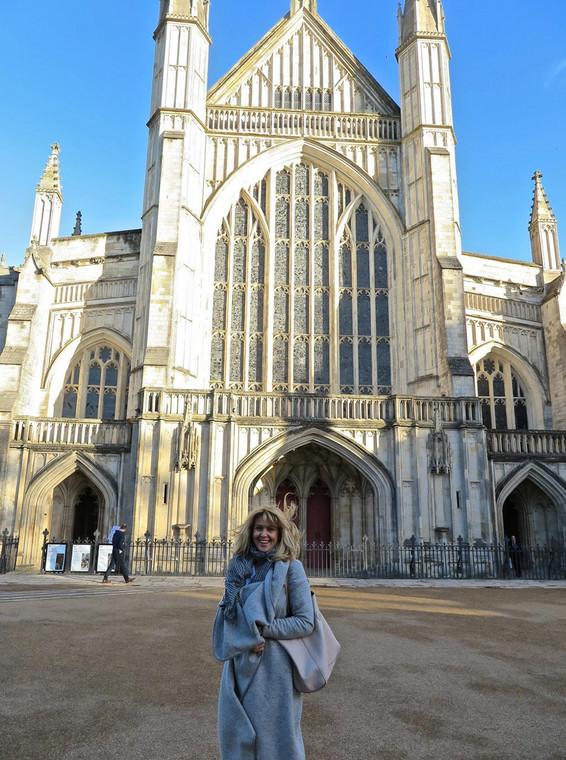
[213,505,314,760]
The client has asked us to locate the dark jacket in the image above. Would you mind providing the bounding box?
[112,529,125,556]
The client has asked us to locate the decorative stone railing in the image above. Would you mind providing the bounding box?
[54,279,138,305]
[141,389,481,426]
[488,430,566,457]
[10,419,133,448]
[465,293,541,323]
[207,107,400,142]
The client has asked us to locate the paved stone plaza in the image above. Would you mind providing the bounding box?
[0,573,565,759]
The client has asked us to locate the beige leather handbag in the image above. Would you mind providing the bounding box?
[279,576,341,693]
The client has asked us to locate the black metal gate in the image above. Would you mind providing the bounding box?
[0,530,19,574]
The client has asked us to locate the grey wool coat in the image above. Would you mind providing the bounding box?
[213,558,315,760]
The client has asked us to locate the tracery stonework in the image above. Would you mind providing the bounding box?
[210,162,391,395]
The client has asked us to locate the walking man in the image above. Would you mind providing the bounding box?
[102,523,135,584]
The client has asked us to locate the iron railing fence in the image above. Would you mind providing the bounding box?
[0,530,19,574]
[128,536,233,577]
[305,537,566,581]
[40,532,234,577]
[39,532,566,581]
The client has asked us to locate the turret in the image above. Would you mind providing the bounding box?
[396,0,474,396]
[530,171,561,273]
[130,0,211,405]
[30,143,62,246]
[159,0,210,27]
[398,0,445,43]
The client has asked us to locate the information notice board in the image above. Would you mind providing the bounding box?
[45,544,67,572]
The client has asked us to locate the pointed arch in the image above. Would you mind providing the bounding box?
[495,461,566,509]
[202,138,404,252]
[231,426,397,539]
[204,140,399,394]
[495,461,566,544]
[18,452,118,566]
[45,328,132,418]
[469,341,547,429]
[25,451,118,518]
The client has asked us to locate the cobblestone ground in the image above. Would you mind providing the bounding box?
[0,573,565,760]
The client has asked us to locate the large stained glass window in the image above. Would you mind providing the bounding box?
[210,162,391,395]
[61,345,130,419]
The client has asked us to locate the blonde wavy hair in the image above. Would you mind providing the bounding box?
[232,505,301,562]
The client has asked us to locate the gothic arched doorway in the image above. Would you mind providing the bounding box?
[51,474,104,542]
[72,487,100,541]
[251,440,381,544]
[502,479,562,547]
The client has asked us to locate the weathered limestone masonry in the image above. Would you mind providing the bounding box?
[1,0,565,568]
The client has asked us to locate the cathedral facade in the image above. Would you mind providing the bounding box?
[1,0,565,568]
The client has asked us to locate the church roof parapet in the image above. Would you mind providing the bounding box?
[206,107,401,143]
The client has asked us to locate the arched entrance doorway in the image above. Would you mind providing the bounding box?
[72,487,100,541]
[502,479,562,547]
[252,441,379,545]
[52,474,103,542]
[19,451,118,567]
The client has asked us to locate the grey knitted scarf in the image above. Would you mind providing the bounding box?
[222,548,276,621]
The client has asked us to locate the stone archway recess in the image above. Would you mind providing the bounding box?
[51,476,103,542]
[18,452,118,567]
[258,443,375,545]
[495,462,566,546]
[232,427,396,543]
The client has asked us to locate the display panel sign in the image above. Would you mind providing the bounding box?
[71,545,92,573]
[45,544,67,572]
[97,544,113,573]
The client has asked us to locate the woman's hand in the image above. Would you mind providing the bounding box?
[251,640,265,654]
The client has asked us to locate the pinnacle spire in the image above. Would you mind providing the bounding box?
[37,143,62,199]
[30,144,63,245]
[530,171,556,226]
[398,0,445,44]
[529,172,561,271]
[291,0,317,14]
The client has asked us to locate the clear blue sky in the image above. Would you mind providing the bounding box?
[1,0,564,266]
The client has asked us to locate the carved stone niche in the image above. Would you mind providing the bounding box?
[428,429,452,475]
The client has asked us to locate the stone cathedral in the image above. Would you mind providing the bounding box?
[1,0,565,568]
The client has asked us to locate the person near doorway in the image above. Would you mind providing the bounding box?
[213,505,314,760]
[107,524,121,542]
[509,535,522,578]
[102,524,135,584]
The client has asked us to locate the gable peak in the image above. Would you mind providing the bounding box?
[291,0,317,14]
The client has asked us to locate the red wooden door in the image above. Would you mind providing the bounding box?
[306,481,331,545]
